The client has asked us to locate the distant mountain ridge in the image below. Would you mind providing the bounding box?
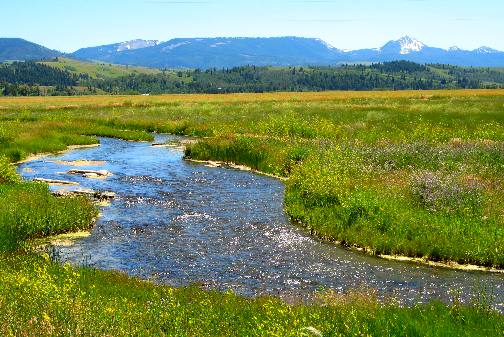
[2,36,504,68]
[74,39,160,60]
[72,37,344,69]
[0,38,60,62]
[344,36,504,67]
[70,36,504,68]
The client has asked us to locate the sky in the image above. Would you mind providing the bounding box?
[1,0,503,52]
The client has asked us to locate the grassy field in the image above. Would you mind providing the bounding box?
[0,90,503,335]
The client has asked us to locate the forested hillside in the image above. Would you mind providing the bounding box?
[0,61,88,96]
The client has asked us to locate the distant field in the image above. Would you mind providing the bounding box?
[0,88,503,108]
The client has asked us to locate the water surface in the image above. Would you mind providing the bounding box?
[19,136,504,309]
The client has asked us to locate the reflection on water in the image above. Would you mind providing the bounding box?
[19,136,504,309]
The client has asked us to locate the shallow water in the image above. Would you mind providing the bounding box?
[19,135,504,309]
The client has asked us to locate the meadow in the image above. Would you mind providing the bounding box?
[0,90,503,335]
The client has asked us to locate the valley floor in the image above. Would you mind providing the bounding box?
[1,90,503,335]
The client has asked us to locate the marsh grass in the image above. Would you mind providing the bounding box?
[283,142,504,267]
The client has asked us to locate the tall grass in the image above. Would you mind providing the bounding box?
[0,147,97,252]
[0,183,97,251]
[281,142,504,267]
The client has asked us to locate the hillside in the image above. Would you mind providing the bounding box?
[39,57,161,79]
[87,62,504,94]
[3,36,504,69]
[0,38,61,62]
[69,39,159,61]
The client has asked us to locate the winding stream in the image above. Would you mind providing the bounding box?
[18,135,504,309]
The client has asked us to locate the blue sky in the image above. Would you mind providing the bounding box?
[1,0,503,52]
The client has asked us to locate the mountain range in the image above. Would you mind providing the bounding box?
[2,36,504,69]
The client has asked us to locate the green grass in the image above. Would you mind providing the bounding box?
[1,91,504,266]
[0,183,97,251]
[283,142,504,266]
[0,91,503,335]
[1,91,503,267]
[1,253,502,336]
[0,118,153,162]
[0,155,97,251]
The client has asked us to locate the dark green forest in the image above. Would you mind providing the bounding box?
[1,60,503,96]
[0,61,88,96]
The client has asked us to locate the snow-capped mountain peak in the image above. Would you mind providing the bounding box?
[116,39,159,52]
[475,46,499,54]
[397,36,425,54]
[315,38,339,51]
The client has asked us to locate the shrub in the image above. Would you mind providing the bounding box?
[410,171,484,215]
[0,156,20,184]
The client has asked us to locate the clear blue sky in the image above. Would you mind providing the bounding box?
[1,0,503,52]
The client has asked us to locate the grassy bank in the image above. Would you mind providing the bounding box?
[285,141,504,267]
[0,90,503,335]
[1,253,502,336]
[0,156,97,251]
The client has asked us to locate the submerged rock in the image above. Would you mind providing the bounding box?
[34,231,92,249]
[53,188,116,201]
[205,161,222,168]
[152,142,186,151]
[67,169,113,179]
[33,178,79,186]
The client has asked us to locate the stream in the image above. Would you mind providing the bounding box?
[18,135,504,310]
